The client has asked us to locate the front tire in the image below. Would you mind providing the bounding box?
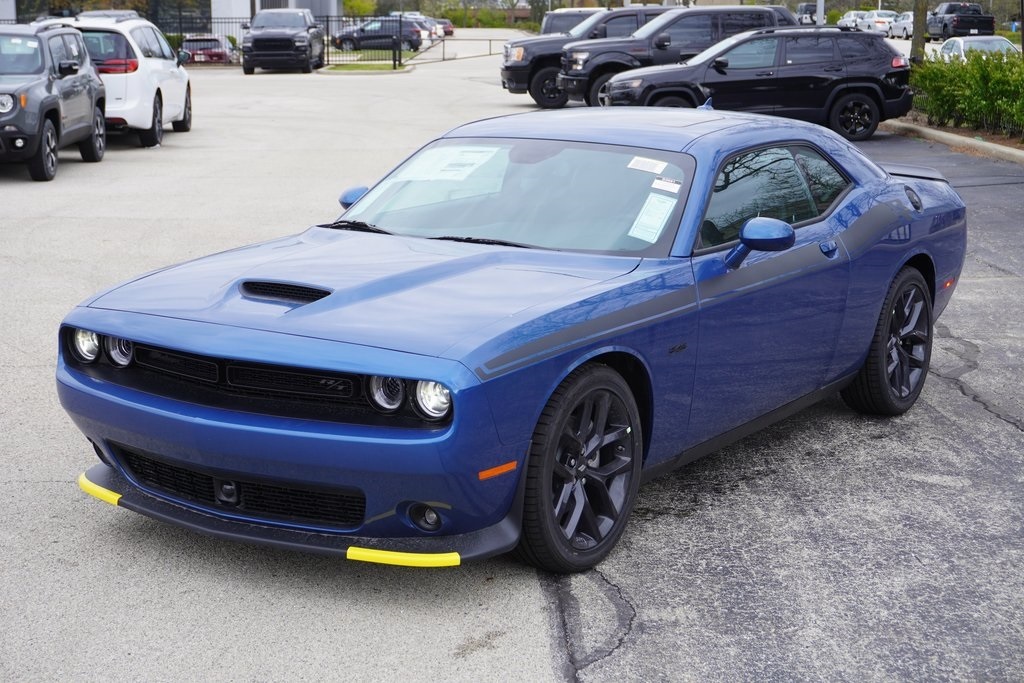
[243,62,255,74]
[78,105,105,162]
[528,66,568,109]
[28,118,58,181]
[841,267,933,415]
[172,87,191,132]
[138,95,163,148]
[587,72,614,108]
[829,92,879,141]
[516,365,643,573]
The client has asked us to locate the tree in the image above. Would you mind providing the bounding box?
[346,0,377,17]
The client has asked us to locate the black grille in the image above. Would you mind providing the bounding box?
[227,365,355,398]
[116,445,366,529]
[254,37,296,51]
[136,346,219,383]
[241,281,331,305]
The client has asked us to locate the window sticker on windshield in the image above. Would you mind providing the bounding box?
[628,193,676,243]
[395,146,500,181]
[651,176,681,194]
[628,156,668,174]
[10,37,22,44]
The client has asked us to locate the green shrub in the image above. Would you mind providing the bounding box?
[911,54,1024,140]
[165,33,182,50]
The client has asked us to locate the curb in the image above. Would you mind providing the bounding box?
[317,65,415,75]
[880,120,1024,166]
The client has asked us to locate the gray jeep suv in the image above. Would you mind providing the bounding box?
[0,22,106,180]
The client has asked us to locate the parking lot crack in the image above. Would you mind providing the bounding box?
[934,324,1024,432]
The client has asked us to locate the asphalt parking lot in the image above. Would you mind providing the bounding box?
[2,31,1023,680]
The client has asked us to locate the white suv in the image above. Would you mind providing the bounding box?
[57,11,191,147]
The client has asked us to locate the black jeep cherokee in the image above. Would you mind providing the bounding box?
[558,5,791,107]
[500,6,675,108]
[0,22,105,181]
[604,26,913,141]
[242,8,325,74]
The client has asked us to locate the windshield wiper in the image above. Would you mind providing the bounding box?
[431,236,532,249]
[319,219,392,235]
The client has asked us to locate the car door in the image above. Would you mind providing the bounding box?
[774,35,842,122]
[699,36,780,115]
[687,144,852,445]
[47,34,88,132]
[150,28,187,121]
[658,14,714,64]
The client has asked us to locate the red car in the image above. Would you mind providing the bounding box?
[438,18,454,36]
[182,35,238,64]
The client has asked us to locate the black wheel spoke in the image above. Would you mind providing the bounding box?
[558,484,586,540]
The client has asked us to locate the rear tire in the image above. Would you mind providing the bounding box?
[829,92,879,141]
[529,66,568,109]
[28,118,58,181]
[78,105,105,162]
[138,95,163,148]
[172,87,191,133]
[841,268,933,415]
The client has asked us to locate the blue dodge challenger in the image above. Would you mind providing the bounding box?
[60,109,967,572]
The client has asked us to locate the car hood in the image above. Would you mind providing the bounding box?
[564,37,640,53]
[248,27,305,37]
[87,229,642,358]
[0,73,42,88]
[508,33,577,50]
[617,61,702,84]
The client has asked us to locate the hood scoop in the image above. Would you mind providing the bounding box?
[240,281,331,305]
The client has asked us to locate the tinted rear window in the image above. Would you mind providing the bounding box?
[542,13,592,34]
[81,30,135,62]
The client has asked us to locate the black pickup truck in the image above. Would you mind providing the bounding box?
[500,6,674,108]
[926,3,995,40]
[557,5,793,107]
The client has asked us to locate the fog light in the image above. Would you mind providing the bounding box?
[105,337,134,367]
[71,329,101,363]
[13,138,25,149]
[410,503,442,532]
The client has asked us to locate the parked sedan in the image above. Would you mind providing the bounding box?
[857,10,898,33]
[182,35,238,64]
[938,35,1021,61]
[333,17,424,51]
[837,11,865,28]
[63,108,966,573]
[889,11,914,39]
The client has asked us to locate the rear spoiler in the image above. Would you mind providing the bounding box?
[878,163,949,183]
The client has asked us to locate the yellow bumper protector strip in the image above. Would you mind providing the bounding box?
[78,472,122,506]
[346,546,461,568]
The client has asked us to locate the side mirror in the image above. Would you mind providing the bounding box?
[177,50,191,66]
[713,57,729,71]
[723,217,795,269]
[242,22,250,30]
[57,60,79,76]
[339,186,369,209]
[654,33,671,50]
[591,25,607,39]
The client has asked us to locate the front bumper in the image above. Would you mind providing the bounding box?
[605,86,644,106]
[79,464,522,566]
[499,65,530,93]
[556,73,589,101]
[243,48,310,68]
[0,121,40,161]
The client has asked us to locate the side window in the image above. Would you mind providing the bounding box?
[792,147,850,214]
[61,34,83,62]
[152,29,176,60]
[48,35,69,65]
[837,36,870,60]
[721,37,778,69]
[363,20,382,32]
[666,15,713,49]
[783,36,836,65]
[130,27,156,58]
[720,12,771,37]
[700,147,818,248]
[603,15,639,38]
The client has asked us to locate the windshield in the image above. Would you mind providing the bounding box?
[252,12,307,29]
[341,138,694,256]
[633,10,686,40]
[0,34,44,75]
[567,11,609,39]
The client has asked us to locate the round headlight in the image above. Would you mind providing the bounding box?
[0,94,14,114]
[71,329,101,363]
[367,376,405,412]
[414,380,451,420]
[105,337,134,367]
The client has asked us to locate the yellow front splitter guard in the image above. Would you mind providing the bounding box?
[78,472,461,568]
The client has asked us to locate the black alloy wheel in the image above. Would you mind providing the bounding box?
[78,105,106,162]
[341,39,355,51]
[587,72,615,108]
[842,267,933,415]
[172,87,192,132]
[830,93,880,141]
[529,66,568,109]
[28,118,58,181]
[517,365,643,573]
[139,95,163,147]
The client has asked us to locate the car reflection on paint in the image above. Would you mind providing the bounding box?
[60,108,967,573]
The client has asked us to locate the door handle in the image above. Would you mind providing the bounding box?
[755,71,774,77]
[819,240,839,257]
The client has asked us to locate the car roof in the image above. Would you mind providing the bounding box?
[6,21,79,35]
[442,108,832,155]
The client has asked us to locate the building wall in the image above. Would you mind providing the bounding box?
[1,0,16,22]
